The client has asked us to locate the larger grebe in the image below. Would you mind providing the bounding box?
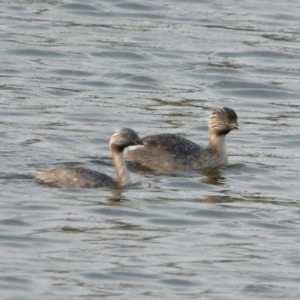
[125,107,239,170]
[36,128,142,188]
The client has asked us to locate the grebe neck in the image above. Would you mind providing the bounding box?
[111,144,132,187]
[206,133,227,158]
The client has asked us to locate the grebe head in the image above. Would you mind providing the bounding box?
[110,128,142,151]
[208,107,239,135]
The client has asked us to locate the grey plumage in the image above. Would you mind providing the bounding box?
[125,107,239,171]
[36,167,119,188]
[36,128,142,188]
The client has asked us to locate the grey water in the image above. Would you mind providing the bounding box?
[1,0,300,299]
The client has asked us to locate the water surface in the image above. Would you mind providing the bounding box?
[1,0,300,299]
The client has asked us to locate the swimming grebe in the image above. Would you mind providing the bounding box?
[125,107,239,170]
[36,128,142,188]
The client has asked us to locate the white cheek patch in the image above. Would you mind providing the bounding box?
[124,145,144,156]
[125,145,144,154]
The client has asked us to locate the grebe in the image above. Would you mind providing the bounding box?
[125,107,239,170]
[36,128,142,188]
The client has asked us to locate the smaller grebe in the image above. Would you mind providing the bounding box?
[125,107,239,170]
[36,128,142,188]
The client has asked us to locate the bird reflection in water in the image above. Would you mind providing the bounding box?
[201,168,226,186]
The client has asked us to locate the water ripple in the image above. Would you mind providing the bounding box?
[1,0,300,299]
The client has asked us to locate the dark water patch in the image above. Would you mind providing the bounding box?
[0,276,31,285]
[121,82,161,91]
[104,72,136,80]
[59,226,87,233]
[254,273,300,284]
[219,88,300,100]
[20,139,42,146]
[292,210,300,216]
[7,49,65,58]
[18,203,59,211]
[200,195,245,204]
[246,221,294,231]
[147,217,206,227]
[110,270,158,280]
[0,68,25,75]
[63,110,123,123]
[0,283,30,294]
[160,177,215,191]
[262,33,298,43]
[0,172,32,181]
[242,283,289,299]
[83,272,115,281]
[229,164,279,176]
[189,72,243,84]
[75,80,113,88]
[263,13,300,22]
[0,218,31,227]
[1,242,31,249]
[56,10,113,19]
[215,50,300,60]
[91,50,147,61]
[90,207,151,219]
[59,3,100,11]
[0,110,36,117]
[129,75,159,84]
[194,66,245,76]
[11,25,49,31]
[6,5,27,11]
[0,234,65,245]
[51,69,94,77]
[115,2,166,12]
[211,232,249,241]
[7,90,45,99]
[188,209,259,220]
[152,51,187,60]
[247,67,300,78]
[42,89,79,97]
[116,12,168,20]
[160,278,199,287]
[210,80,288,91]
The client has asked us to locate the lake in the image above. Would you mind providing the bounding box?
[1,0,300,299]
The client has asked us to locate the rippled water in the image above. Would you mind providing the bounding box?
[1,0,300,299]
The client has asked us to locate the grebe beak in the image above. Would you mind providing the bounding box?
[231,124,240,130]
